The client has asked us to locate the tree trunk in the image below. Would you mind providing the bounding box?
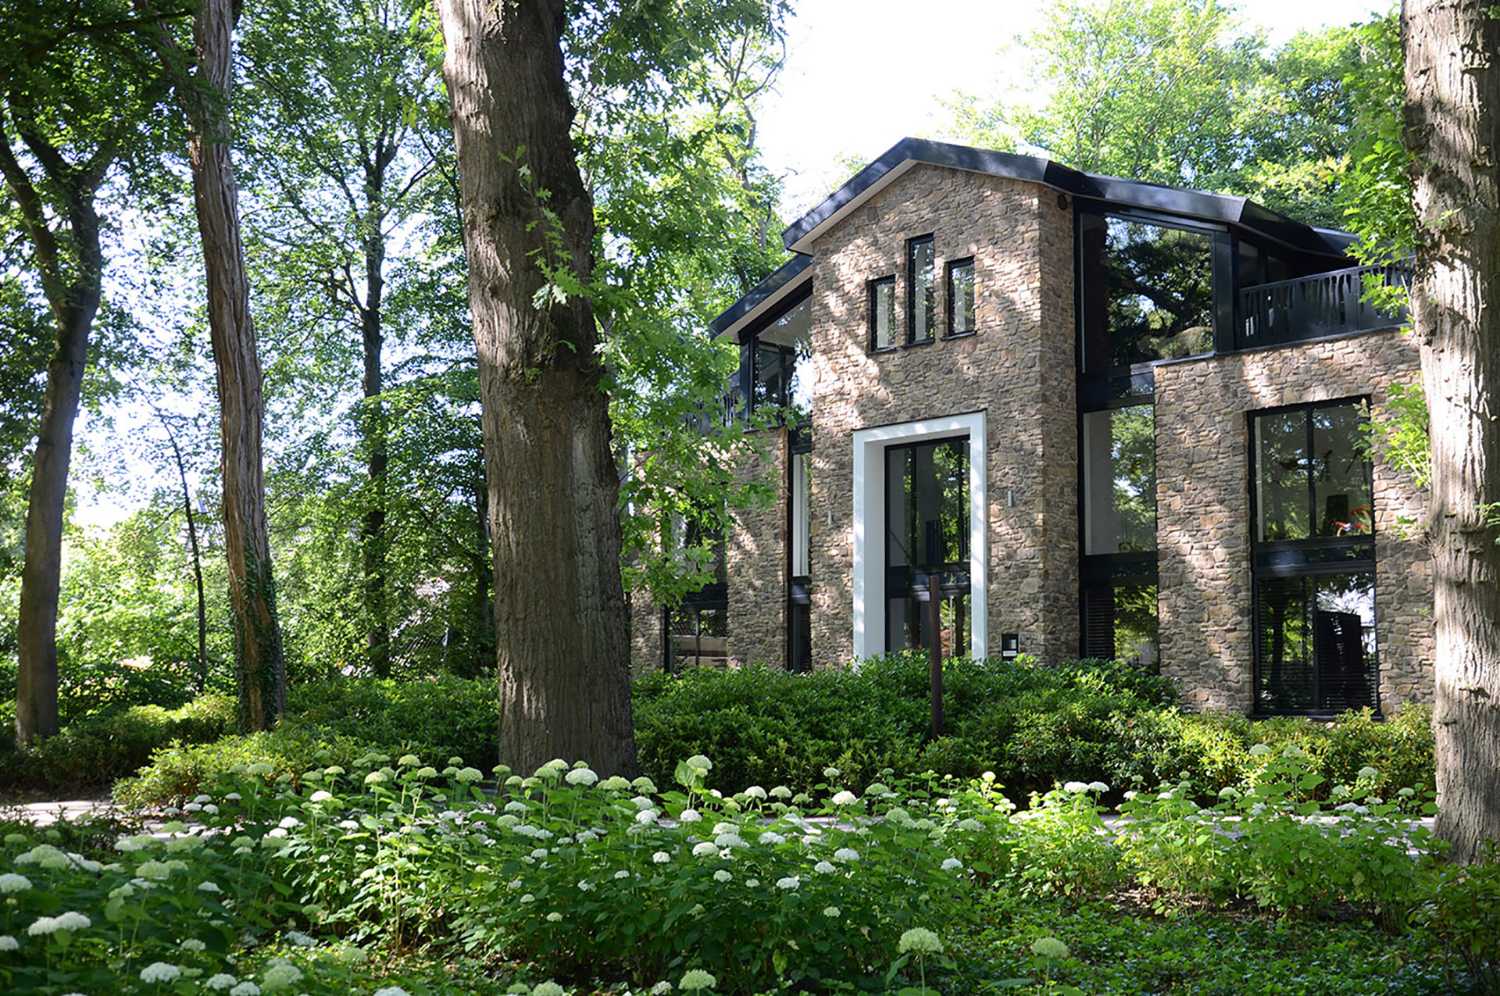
[0,136,105,746]
[147,0,286,730]
[436,0,635,775]
[1403,0,1500,862]
[14,284,96,745]
[159,412,209,693]
[360,182,390,677]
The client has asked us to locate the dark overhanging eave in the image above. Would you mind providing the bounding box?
[780,137,1355,259]
[708,253,813,337]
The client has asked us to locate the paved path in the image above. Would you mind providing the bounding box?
[1,799,116,827]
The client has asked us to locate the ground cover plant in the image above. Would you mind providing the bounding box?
[4,743,1496,994]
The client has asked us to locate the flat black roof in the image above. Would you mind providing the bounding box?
[781,137,1356,258]
[708,253,812,336]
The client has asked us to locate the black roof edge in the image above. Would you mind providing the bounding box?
[708,253,813,336]
[781,137,1354,259]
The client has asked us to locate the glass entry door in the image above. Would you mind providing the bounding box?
[885,437,971,654]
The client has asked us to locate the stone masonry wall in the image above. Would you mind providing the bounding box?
[726,427,788,667]
[1154,329,1433,712]
[628,588,662,676]
[803,165,1078,666]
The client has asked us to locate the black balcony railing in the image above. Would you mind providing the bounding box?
[1237,263,1411,350]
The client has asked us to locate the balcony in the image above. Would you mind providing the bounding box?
[1237,263,1411,350]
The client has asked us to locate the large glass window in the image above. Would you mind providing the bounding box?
[1080,212,1216,372]
[1082,580,1159,667]
[907,235,935,344]
[885,437,970,654]
[870,277,896,350]
[751,296,812,419]
[1082,405,1156,554]
[946,257,975,337]
[1250,399,1377,714]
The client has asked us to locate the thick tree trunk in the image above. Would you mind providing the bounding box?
[360,198,390,677]
[1403,0,1500,862]
[14,291,96,745]
[150,0,286,730]
[0,134,104,746]
[436,0,635,775]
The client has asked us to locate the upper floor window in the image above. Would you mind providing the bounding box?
[870,276,896,350]
[1080,211,1216,373]
[752,296,812,418]
[1081,405,1156,554]
[1254,401,1373,542]
[946,257,975,337]
[907,235,935,344]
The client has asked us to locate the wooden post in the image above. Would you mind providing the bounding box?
[928,573,944,739]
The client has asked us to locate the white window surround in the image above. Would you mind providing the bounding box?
[851,411,988,661]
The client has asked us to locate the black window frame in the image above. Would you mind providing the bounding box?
[906,234,936,347]
[882,435,972,654]
[786,432,813,671]
[1247,396,1379,717]
[945,256,976,339]
[868,275,897,352]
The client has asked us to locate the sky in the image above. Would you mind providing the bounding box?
[757,0,1395,217]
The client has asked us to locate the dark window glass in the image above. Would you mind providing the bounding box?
[870,277,896,350]
[754,297,812,419]
[1255,571,1377,713]
[667,603,728,670]
[1080,212,1215,371]
[1082,405,1156,554]
[753,342,792,411]
[885,436,970,654]
[887,590,971,656]
[1082,581,1159,666]
[1254,401,1372,542]
[947,257,975,336]
[907,236,935,343]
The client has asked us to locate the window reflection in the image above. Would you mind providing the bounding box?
[1082,405,1156,554]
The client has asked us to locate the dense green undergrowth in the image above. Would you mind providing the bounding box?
[1,656,1435,812]
[1,748,1495,994]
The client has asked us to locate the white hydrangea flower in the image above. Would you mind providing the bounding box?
[770,786,792,800]
[204,973,237,991]
[743,785,767,800]
[636,809,659,826]
[775,875,800,890]
[180,938,206,952]
[746,878,759,888]
[0,873,32,894]
[531,983,565,996]
[546,912,563,922]
[229,983,261,996]
[309,790,333,803]
[1063,781,1088,794]
[831,791,857,806]
[1248,743,1272,757]
[713,832,746,849]
[372,988,412,996]
[286,930,315,947]
[650,983,673,995]
[0,935,18,951]
[1358,765,1380,780]
[454,767,484,784]
[678,808,702,823]
[680,969,717,991]
[653,851,671,864]
[691,841,719,857]
[614,869,631,880]
[759,831,785,846]
[833,847,859,863]
[941,857,963,871]
[686,755,712,772]
[823,906,841,918]
[814,861,837,874]
[713,870,732,883]
[822,766,840,779]
[632,776,658,794]
[898,927,944,955]
[565,768,599,786]
[1088,781,1109,794]
[140,962,182,983]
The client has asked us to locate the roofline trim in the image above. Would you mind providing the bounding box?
[709,254,814,341]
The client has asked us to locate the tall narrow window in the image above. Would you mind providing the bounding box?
[869,276,896,350]
[1079,404,1158,666]
[907,235,935,344]
[946,257,975,337]
[885,437,970,654]
[788,448,812,671]
[1250,399,1377,714]
[791,451,810,577]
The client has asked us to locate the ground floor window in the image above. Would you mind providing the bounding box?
[1081,577,1158,666]
[662,592,728,671]
[884,435,970,654]
[1249,398,1377,715]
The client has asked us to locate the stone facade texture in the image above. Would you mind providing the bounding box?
[1154,329,1434,712]
[726,428,789,667]
[801,165,1079,666]
[628,588,662,676]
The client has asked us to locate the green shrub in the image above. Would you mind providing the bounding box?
[1415,850,1500,994]
[0,695,236,795]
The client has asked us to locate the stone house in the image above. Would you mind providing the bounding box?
[630,138,1434,717]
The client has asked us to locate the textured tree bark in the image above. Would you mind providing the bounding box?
[159,412,209,693]
[0,128,105,746]
[436,0,635,775]
[142,0,287,730]
[1403,0,1500,862]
